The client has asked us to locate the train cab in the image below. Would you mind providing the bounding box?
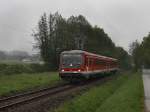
[59,50,85,80]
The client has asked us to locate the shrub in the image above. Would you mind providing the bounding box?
[29,64,49,73]
[0,63,49,75]
[0,64,7,71]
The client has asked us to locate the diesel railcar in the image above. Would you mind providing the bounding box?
[59,50,118,80]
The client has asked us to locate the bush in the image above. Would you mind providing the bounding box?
[0,63,49,75]
[29,64,49,73]
[0,64,7,71]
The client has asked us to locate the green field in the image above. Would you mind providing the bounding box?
[56,72,144,112]
[0,72,61,96]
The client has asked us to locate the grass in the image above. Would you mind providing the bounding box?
[95,72,144,112]
[0,60,22,64]
[55,72,144,112]
[0,72,61,96]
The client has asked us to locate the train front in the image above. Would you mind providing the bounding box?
[59,51,85,80]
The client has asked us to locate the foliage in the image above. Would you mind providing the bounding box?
[115,47,132,70]
[141,34,150,68]
[85,26,115,56]
[0,72,60,96]
[56,73,143,112]
[33,12,131,70]
[129,40,142,70]
[130,33,150,69]
[0,63,48,75]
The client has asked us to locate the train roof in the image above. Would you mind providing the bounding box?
[61,50,117,61]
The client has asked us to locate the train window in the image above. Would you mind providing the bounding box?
[95,59,105,65]
[62,54,82,68]
[90,59,92,66]
[88,58,92,66]
[95,60,99,65]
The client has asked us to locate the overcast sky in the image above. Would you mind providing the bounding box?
[0,0,150,53]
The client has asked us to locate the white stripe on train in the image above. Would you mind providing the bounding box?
[60,68,118,74]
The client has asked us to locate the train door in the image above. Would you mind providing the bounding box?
[84,56,89,72]
[107,61,110,72]
[90,59,93,71]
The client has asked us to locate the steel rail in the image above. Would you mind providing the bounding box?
[0,83,72,110]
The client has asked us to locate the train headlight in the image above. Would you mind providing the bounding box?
[78,69,81,72]
[62,69,64,72]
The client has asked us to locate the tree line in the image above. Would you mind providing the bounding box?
[33,12,131,70]
[0,50,40,62]
[0,50,29,61]
[130,33,150,70]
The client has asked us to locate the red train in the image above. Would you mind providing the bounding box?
[59,50,119,80]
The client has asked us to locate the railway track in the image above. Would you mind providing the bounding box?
[0,75,116,111]
[0,83,73,111]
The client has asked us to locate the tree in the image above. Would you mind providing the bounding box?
[33,12,131,70]
[129,40,142,70]
[140,33,150,68]
[33,12,69,70]
[67,15,92,50]
[115,47,131,70]
[33,13,51,67]
[85,26,116,56]
[130,33,150,70]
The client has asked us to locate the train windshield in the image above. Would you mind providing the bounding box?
[62,54,82,68]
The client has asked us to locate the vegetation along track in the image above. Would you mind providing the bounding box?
[0,83,73,111]
[0,74,116,111]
